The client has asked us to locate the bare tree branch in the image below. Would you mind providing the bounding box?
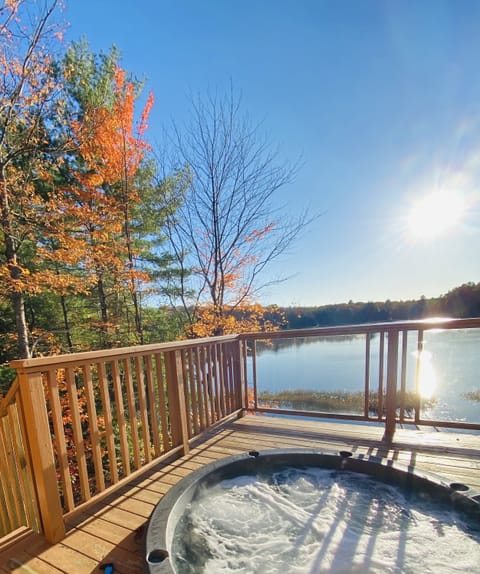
[162,87,317,332]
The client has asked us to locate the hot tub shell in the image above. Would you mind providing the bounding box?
[145,448,480,573]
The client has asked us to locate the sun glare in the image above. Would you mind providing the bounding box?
[415,349,437,400]
[407,190,465,239]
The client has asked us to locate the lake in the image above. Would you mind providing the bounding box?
[252,328,480,424]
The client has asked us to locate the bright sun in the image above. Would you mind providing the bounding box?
[407,190,465,239]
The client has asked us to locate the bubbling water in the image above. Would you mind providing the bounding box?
[172,467,480,574]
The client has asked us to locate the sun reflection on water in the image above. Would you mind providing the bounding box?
[415,349,437,400]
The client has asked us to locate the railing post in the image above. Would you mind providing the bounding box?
[164,350,190,455]
[16,368,65,543]
[383,330,399,442]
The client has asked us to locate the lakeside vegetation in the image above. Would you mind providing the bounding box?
[257,389,435,416]
[463,391,480,403]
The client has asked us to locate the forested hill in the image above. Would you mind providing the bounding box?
[280,282,480,329]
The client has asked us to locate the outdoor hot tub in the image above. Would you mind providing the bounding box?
[145,449,480,574]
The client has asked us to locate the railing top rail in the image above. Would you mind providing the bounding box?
[239,317,480,341]
[8,317,480,373]
[10,334,240,372]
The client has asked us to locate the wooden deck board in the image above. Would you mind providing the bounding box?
[1,414,479,573]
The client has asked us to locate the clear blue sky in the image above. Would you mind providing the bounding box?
[64,0,480,307]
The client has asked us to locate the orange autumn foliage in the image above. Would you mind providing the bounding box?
[0,1,61,299]
[73,66,154,188]
[186,303,286,338]
[42,65,154,304]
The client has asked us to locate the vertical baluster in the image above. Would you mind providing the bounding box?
[145,355,161,457]
[399,331,408,422]
[364,333,371,419]
[187,349,199,435]
[179,349,192,439]
[212,344,222,419]
[217,343,227,416]
[135,355,151,464]
[0,415,20,529]
[242,340,250,410]
[224,343,233,413]
[252,340,258,410]
[384,330,399,441]
[205,345,216,422]
[377,332,385,421]
[82,364,105,493]
[98,361,118,484]
[414,330,424,425]
[124,358,140,470]
[154,352,170,452]
[194,347,206,431]
[9,402,41,532]
[46,369,74,511]
[65,367,90,502]
[111,359,130,477]
[164,350,189,454]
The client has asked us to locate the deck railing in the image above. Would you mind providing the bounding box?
[0,317,479,543]
[1,335,246,543]
[241,318,480,437]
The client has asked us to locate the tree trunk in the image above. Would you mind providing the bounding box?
[60,294,74,352]
[97,275,110,347]
[0,170,31,358]
[12,291,31,359]
[122,184,144,345]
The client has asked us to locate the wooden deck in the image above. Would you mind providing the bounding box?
[1,414,479,574]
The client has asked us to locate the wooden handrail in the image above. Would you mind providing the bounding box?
[9,334,239,371]
[7,318,480,373]
[239,317,480,340]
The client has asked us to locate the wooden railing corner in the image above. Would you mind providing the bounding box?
[14,366,65,543]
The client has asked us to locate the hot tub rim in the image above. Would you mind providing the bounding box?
[144,447,480,573]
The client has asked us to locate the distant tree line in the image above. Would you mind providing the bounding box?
[281,282,480,329]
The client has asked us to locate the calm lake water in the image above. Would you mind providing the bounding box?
[253,328,480,424]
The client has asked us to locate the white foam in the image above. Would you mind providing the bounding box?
[172,468,480,574]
